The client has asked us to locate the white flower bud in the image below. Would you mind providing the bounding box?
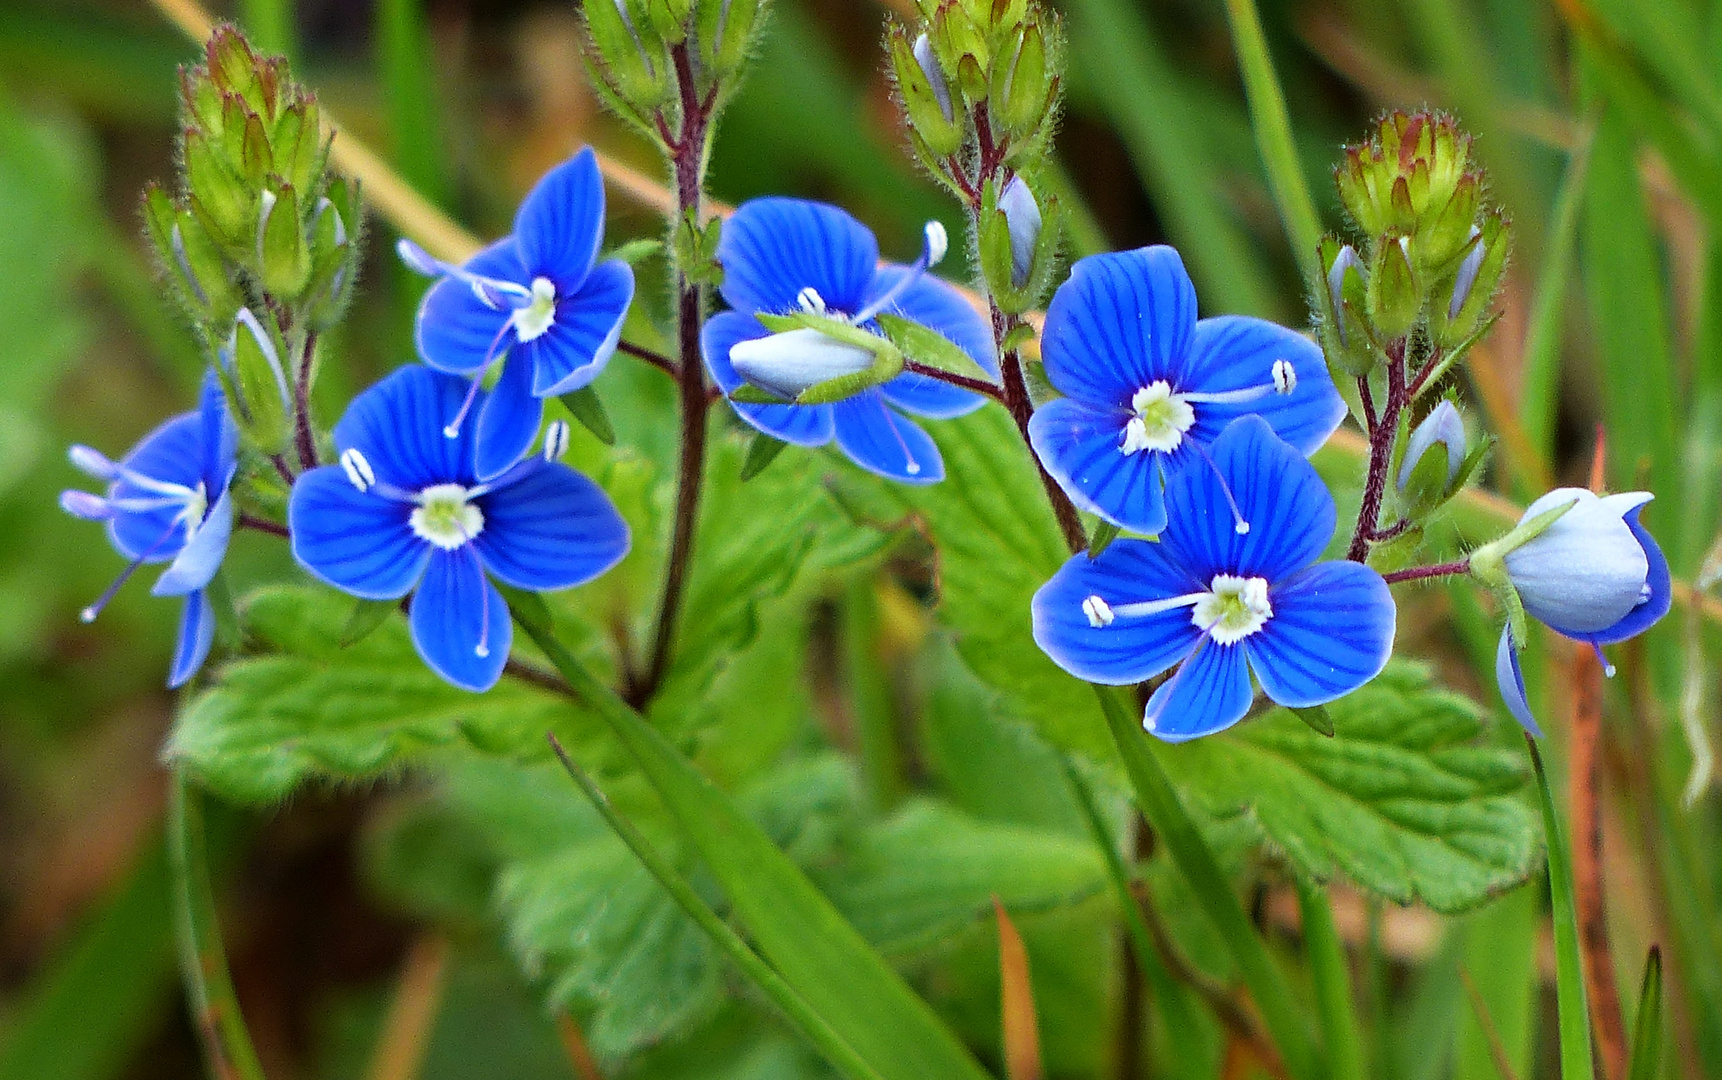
[730,328,874,400]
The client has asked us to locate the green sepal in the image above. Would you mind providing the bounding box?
[339,598,398,648]
[258,184,311,298]
[559,386,616,446]
[1290,705,1335,738]
[875,312,995,385]
[183,125,255,250]
[581,0,672,113]
[672,210,724,286]
[730,384,790,404]
[740,431,790,481]
[1366,235,1420,340]
[229,312,292,453]
[602,237,664,265]
[1000,322,1036,354]
[796,354,905,405]
[1414,312,1502,399]
[888,22,963,157]
[1086,519,1120,559]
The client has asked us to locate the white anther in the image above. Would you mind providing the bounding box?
[543,420,571,462]
[797,286,827,315]
[340,448,377,492]
[1082,594,1115,628]
[69,445,120,481]
[397,238,440,275]
[924,221,948,267]
[1272,359,1296,395]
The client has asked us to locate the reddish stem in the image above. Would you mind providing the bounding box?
[902,359,1005,402]
[618,340,677,378]
[1346,340,1406,562]
[1380,559,1469,585]
[238,513,289,538]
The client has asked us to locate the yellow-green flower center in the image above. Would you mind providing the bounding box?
[410,483,484,550]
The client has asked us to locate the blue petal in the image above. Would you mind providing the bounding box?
[409,549,511,692]
[1495,625,1542,735]
[474,352,543,482]
[152,488,234,597]
[513,147,605,291]
[168,589,215,690]
[415,239,524,375]
[831,391,944,484]
[1144,639,1255,742]
[1246,561,1394,707]
[107,411,204,562]
[1031,540,1204,685]
[1587,505,1672,645]
[475,461,631,590]
[717,198,879,315]
[196,368,238,497]
[1040,246,1197,406]
[703,309,835,446]
[288,466,429,599]
[1182,316,1346,455]
[1158,416,1335,584]
[1028,396,1167,534]
[526,259,634,396]
[863,266,996,419]
[334,367,477,489]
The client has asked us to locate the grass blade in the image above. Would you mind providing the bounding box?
[1095,684,1323,1080]
[1297,879,1365,1080]
[545,735,888,1080]
[515,609,994,1080]
[1526,738,1595,1080]
[993,900,1043,1080]
[1626,947,1664,1080]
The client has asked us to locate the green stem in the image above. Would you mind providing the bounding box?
[1220,0,1324,287]
[545,735,888,1080]
[1297,878,1365,1080]
[1527,736,1597,1080]
[168,776,268,1080]
[1094,684,1323,1080]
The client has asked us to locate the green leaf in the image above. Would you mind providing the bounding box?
[1529,740,1596,1080]
[875,313,997,385]
[822,800,1106,958]
[740,430,789,480]
[338,597,396,647]
[166,585,589,803]
[560,385,616,446]
[1167,661,1539,914]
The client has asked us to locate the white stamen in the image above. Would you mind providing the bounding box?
[1191,574,1273,645]
[409,484,484,550]
[69,445,121,481]
[1272,359,1296,394]
[1592,642,1617,679]
[60,491,112,520]
[543,420,571,462]
[1120,381,1196,455]
[924,221,948,267]
[797,287,827,315]
[397,237,441,276]
[1082,595,1114,628]
[513,277,559,342]
[340,448,376,492]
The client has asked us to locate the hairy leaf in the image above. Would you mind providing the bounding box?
[1166,662,1538,913]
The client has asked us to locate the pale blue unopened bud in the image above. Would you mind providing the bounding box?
[730,328,873,399]
[912,33,953,123]
[1396,400,1465,492]
[1504,487,1652,636]
[999,176,1041,288]
[1449,230,1485,321]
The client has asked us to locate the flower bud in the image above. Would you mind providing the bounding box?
[258,185,312,299]
[999,175,1041,287]
[699,0,764,80]
[890,27,963,158]
[1366,235,1419,340]
[1433,211,1510,347]
[1335,111,1477,255]
[1396,400,1467,513]
[228,307,292,452]
[581,0,673,114]
[992,15,1058,144]
[730,329,875,401]
[1500,488,1653,636]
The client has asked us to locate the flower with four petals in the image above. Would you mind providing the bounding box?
[703,197,997,484]
[403,148,636,480]
[1029,246,1346,535]
[60,371,238,687]
[1032,416,1395,740]
[288,367,630,692]
[1493,487,1671,734]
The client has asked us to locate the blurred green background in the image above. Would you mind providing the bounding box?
[0,0,1719,1078]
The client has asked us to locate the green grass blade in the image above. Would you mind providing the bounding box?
[1526,739,1595,1080]
[0,844,175,1080]
[377,0,450,209]
[515,610,994,1080]
[544,735,888,1080]
[169,778,269,1080]
[1094,684,1323,1080]
[1219,0,1324,287]
[1625,947,1663,1080]
[1455,890,1539,1080]
[1297,879,1365,1080]
[238,0,296,62]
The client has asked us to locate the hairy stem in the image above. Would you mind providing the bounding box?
[993,312,1087,554]
[292,329,319,471]
[1346,342,1406,562]
[640,43,713,705]
[1380,559,1470,585]
[237,513,289,538]
[618,338,678,379]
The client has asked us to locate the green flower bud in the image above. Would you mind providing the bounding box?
[228,307,292,453]
[890,27,963,158]
[183,123,255,251]
[1421,170,1481,272]
[1318,237,1374,376]
[992,15,1058,146]
[1366,235,1419,340]
[1431,211,1510,347]
[271,97,323,195]
[699,0,765,80]
[307,180,363,328]
[581,0,672,113]
[258,184,312,299]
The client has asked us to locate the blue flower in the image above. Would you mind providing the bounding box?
[1032,416,1394,741]
[703,197,997,485]
[401,148,635,481]
[1493,487,1671,734]
[1028,246,1346,535]
[288,367,630,692]
[60,371,238,688]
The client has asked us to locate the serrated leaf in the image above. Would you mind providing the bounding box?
[821,800,1105,958]
[166,585,591,803]
[1165,662,1539,913]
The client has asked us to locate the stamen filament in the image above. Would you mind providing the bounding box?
[1591,641,1616,678]
[468,547,491,658]
[850,221,948,325]
[1143,634,1209,734]
[1110,591,1210,619]
[1187,440,1251,534]
[875,393,920,475]
[80,519,182,623]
